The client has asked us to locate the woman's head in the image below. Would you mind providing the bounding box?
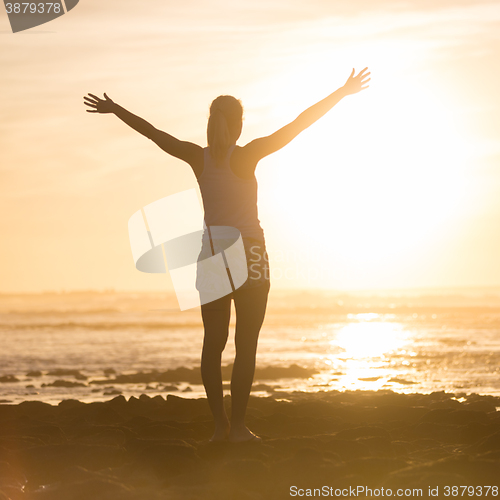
[207,95,243,164]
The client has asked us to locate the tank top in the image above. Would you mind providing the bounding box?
[197,145,265,241]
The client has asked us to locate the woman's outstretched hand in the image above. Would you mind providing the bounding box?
[84,93,116,113]
[342,68,371,95]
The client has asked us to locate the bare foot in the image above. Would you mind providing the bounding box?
[209,422,230,442]
[228,425,262,443]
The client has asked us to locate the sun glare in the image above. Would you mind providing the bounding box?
[272,76,470,255]
[257,41,475,287]
[333,319,407,360]
[321,317,412,390]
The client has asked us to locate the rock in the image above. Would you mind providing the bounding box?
[421,409,488,425]
[103,390,122,396]
[384,469,464,490]
[22,443,127,485]
[0,460,27,491]
[17,400,54,418]
[254,364,319,380]
[28,477,132,500]
[74,427,128,447]
[419,408,454,423]
[335,426,391,440]
[23,424,66,444]
[160,385,178,392]
[164,395,211,420]
[223,458,270,485]
[151,395,166,405]
[464,401,498,413]
[342,457,408,479]
[371,405,430,423]
[106,395,127,408]
[323,439,370,460]
[47,369,87,380]
[252,383,276,393]
[59,402,124,425]
[388,377,416,385]
[43,380,87,388]
[357,435,395,458]
[58,399,85,411]
[137,423,186,440]
[136,441,199,478]
[412,422,460,443]
[467,431,500,453]
[459,422,497,444]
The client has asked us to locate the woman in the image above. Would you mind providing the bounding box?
[84,67,370,442]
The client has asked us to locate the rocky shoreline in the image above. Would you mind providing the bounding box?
[1,390,499,499]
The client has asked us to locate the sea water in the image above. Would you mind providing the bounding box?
[1,289,499,404]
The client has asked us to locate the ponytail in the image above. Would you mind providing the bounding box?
[207,108,231,164]
[207,95,243,166]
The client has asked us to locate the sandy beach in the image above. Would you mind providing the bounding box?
[1,389,499,500]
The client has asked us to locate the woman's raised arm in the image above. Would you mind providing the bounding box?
[241,68,370,163]
[83,93,203,174]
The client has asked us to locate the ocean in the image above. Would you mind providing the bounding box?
[1,289,500,404]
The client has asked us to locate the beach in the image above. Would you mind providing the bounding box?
[1,290,500,498]
[1,389,500,499]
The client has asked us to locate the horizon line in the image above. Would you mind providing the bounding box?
[2,284,500,296]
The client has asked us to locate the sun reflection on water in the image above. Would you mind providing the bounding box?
[319,315,414,391]
[334,320,407,360]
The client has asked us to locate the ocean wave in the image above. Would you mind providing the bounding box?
[1,321,204,330]
[88,364,319,385]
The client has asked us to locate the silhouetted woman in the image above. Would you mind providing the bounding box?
[84,67,370,442]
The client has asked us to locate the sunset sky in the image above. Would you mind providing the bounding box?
[1,0,500,293]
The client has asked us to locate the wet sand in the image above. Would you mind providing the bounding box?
[1,390,499,499]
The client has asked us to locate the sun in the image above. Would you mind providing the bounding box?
[256,54,473,287]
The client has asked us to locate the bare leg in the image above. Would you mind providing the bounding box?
[229,282,270,442]
[200,294,232,441]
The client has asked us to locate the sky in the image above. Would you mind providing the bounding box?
[1,0,500,293]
